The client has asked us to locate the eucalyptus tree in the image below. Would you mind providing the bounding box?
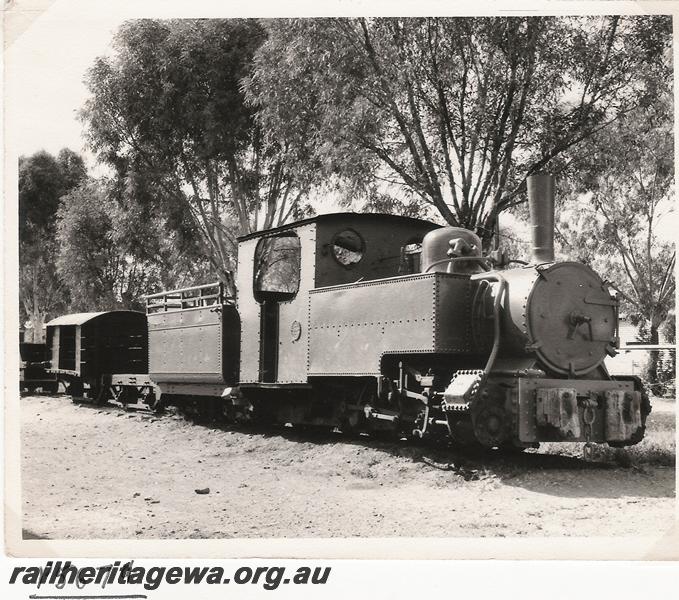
[248,16,671,245]
[55,180,160,311]
[558,90,674,394]
[19,149,86,341]
[82,19,315,293]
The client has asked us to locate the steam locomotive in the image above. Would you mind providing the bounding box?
[45,174,650,452]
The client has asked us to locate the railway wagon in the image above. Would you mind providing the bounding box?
[145,282,240,407]
[46,311,149,401]
[20,342,58,393]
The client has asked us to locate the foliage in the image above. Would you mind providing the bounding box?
[55,179,171,311]
[248,16,671,245]
[20,149,86,243]
[557,85,674,395]
[19,149,87,341]
[107,172,215,293]
[81,19,315,294]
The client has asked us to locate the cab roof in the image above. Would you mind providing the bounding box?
[237,212,440,242]
[46,311,142,327]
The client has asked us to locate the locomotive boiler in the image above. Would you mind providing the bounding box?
[46,174,650,453]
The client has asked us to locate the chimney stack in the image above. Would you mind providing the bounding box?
[527,173,555,263]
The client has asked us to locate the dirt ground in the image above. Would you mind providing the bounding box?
[20,394,676,539]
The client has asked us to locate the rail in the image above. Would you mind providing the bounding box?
[619,344,675,351]
[145,282,230,314]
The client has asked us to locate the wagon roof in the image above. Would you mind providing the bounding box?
[45,311,142,327]
[237,212,441,242]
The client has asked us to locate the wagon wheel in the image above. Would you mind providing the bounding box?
[66,379,84,400]
[150,393,165,414]
[42,380,60,395]
[193,398,222,423]
[89,374,115,405]
[89,382,109,405]
[111,385,139,407]
[139,386,157,408]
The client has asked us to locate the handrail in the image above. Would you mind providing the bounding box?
[619,344,675,351]
[423,256,491,273]
[144,282,222,299]
[145,282,229,314]
[470,271,507,380]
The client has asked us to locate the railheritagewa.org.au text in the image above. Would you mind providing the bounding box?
[9,560,331,592]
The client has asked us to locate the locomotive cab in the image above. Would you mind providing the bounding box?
[236,213,440,388]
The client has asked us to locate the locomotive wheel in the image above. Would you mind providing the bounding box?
[220,401,235,423]
[174,397,193,419]
[182,398,222,423]
[339,401,364,433]
[339,380,375,434]
[472,405,510,449]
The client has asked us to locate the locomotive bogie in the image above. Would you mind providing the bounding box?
[106,373,160,405]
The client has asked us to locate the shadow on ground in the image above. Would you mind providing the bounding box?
[62,395,677,501]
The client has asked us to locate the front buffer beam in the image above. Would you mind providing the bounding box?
[513,377,645,445]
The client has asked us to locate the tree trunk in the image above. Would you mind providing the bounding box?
[646,324,660,397]
[29,277,45,343]
[478,212,498,252]
[218,267,237,299]
[29,312,45,343]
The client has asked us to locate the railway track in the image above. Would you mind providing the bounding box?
[60,391,628,472]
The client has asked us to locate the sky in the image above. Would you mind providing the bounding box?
[5,2,127,169]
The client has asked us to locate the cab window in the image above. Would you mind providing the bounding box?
[399,241,423,274]
[332,229,364,267]
[254,233,301,302]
